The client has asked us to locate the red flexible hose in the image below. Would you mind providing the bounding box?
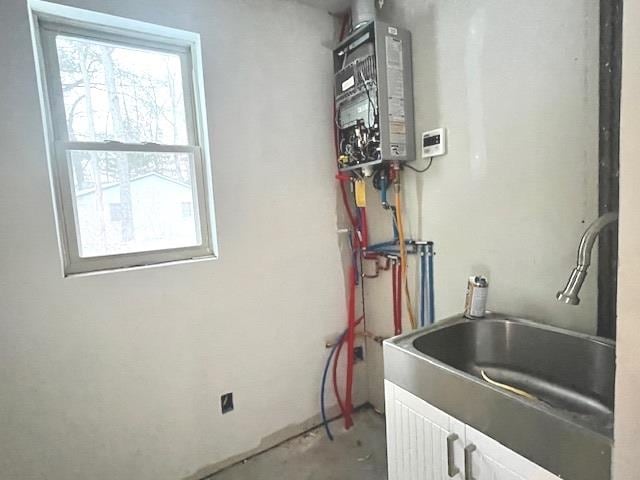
[332,339,346,419]
[331,314,364,422]
[359,207,369,248]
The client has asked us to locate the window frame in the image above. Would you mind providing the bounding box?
[30,1,218,276]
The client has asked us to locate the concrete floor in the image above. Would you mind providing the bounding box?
[211,409,388,480]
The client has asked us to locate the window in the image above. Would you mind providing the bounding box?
[30,1,217,275]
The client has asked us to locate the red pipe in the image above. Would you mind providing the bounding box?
[332,339,347,420]
[332,315,364,423]
[359,207,369,248]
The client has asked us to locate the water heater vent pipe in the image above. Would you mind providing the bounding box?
[351,0,377,30]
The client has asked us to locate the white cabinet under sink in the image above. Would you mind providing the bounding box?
[385,379,466,479]
[385,381,562,480]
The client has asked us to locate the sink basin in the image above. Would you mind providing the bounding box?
[413,318,614,435]
[384,313,615,480]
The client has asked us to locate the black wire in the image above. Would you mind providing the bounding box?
[404,157,434,173]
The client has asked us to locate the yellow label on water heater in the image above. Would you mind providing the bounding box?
[355,179,366,207]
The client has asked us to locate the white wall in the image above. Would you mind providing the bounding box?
[613,1,640,477]
[364,0,600,410]
[0,1,365,479]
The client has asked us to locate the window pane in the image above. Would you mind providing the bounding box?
[56,35,188,144]
[68,150,200,257]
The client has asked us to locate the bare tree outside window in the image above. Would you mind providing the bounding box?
[54,36,198,257]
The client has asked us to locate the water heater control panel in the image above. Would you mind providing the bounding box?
[422,128,446,158]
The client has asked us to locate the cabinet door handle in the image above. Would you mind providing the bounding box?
[464,444,477,480]
[446,433,460,477]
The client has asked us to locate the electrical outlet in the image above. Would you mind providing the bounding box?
[221,392,234,414]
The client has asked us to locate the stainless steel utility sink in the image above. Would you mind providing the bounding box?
[384,313,615,480]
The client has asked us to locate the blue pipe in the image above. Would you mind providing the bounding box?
[367,240,396,250]
[367,239,415,251]
[320,330,347,441]
[426,242,435,325]
[365,248,418,257]
[365,250,415,257]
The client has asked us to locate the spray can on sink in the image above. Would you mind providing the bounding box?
[464,276,489,319]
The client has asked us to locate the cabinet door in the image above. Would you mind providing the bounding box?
[385,380,465,480]
[464,424,561,480]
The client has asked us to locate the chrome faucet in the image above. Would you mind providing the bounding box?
[556,212,618,306]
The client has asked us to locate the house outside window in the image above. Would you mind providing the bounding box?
[109,203,122,222]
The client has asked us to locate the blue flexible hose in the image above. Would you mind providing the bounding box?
[321,330,347,441]
[367,240,396,250]
[427,243,435,324]
[367,239,415,251]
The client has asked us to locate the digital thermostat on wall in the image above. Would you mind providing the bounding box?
[422,128,446,158]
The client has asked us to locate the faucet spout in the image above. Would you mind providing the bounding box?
[556,212,618,306]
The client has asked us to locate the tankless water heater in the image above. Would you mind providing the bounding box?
[334,21,414,171]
